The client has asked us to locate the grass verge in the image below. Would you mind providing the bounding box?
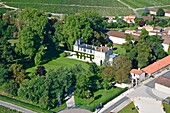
[75,87,128,111]
[0,105,21,113]
[0,94,52,113]
[163,103,170,113]
[118,102,138,113]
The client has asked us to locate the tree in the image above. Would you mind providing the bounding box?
[16,9,56,65]
[0,37,15,65]
[75,73,93,99]
[18,76,47,103]
[102,76,110,90]
[136,40,153,68]
[168,44,170,55]
[139,29,149,40]
[0,64,9,86]
[89,62,98,74]
[56,11,105,50]
[102,66,115,81]
[146,35,166,59]
[156,8,165,16]
[4,80,19,96]
[138,20,145,27]
[36,65,47,76]
[112,56,132,83]
[9,63,28,83]
[142,8,150,16]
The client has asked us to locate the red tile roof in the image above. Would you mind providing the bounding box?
[142,55,170,75]
[96,46,109,53]
[142,16,153,21]
[130,69,143,75]
[156,76,170,88]
[107,30,139,39]
[107,31,126,39]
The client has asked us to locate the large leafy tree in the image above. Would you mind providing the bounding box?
[102,66,115,81]
[89,62,98,74]
[9,63,28,83]
[0,64,9,86]
[112,56,132,83]
[75,73,93,99]
[136,40,153,68]
[16,9,56,65]
[156,8,165,16]
[4,80,19,96]
[18,76,47,103]
[55,11,105,50]
[0,37,15,65]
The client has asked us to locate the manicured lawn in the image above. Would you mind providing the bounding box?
[75,87,127,111]
[27,57,89,73]
[163,103,170,113]
[0,105,21,113]
[113,44,126,55]
[118,102,138,113]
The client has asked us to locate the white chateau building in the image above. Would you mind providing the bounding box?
[73,38,118,66]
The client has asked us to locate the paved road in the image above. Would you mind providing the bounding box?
[102,97,129,113]
[0,100,36,113]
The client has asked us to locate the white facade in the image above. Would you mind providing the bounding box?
[155,83,170,95]
[165,13,170,17]
[108,36,126,44]
[94,51,106,65]
[162,43,169,52]
[150,11,156,15]
[130,72,146,81]
[73,38,118,66]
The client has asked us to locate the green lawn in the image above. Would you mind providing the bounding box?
[51,103,67,112]
[75,87,127,111]
[113,44,126,55]
[2,0,134,16]
[163,103,170,113]
[0,94,52,113]
[0,105,21,113]
[122,0,170,8]
[27,57,89,73]
[118,102,138,113]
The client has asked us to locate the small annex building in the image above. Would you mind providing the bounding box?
[130,55,170,86]
[155,76,170,95]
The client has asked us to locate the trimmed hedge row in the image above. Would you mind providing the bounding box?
[0,94,52,113]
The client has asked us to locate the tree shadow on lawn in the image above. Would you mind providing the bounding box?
[89,94,102,105]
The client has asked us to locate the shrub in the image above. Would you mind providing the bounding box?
[60,52,67,57]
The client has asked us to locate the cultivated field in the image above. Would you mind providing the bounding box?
[1,0,134,16]
[0,8,12,14]
[122,0,170,8]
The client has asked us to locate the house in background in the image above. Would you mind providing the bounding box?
[130,55,170,86]
[149,8,170,17]
[73,38,118,66]
[155,76,170,95]
[130,69,146,86]
[142,16,153,21]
